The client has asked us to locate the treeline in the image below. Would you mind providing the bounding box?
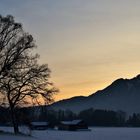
[40,108,126,126]
[1,106,140,127]
[31,107,140,127]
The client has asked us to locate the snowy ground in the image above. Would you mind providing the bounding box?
[0,127,140,140]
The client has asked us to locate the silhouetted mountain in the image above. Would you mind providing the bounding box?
[49,75,140,114]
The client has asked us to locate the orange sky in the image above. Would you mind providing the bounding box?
[1,0,140,101]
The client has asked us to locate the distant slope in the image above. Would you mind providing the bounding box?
[49,75,140,114]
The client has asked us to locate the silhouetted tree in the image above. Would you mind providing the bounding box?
[64,110,76,121]
[116,111,126,126]
[127,113,140,127]
[0,15,58,134]
[79,108,94,125]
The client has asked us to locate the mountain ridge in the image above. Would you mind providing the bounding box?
[49,74,140,114]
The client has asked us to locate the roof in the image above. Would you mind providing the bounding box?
[61,120,83,125]
[31,122,48,126]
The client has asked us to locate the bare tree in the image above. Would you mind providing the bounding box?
[0,15,58,134]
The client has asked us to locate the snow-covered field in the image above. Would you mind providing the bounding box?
[0,127,140,140]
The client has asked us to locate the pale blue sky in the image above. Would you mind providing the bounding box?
[1,0,140,100]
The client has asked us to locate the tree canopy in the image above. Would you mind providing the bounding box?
[0,15,58,134]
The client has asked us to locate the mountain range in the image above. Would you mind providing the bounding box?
[49,75,140,114]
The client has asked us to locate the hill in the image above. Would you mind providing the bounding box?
[49,75,140,114]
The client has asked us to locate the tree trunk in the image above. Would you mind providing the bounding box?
[11,107,19,134]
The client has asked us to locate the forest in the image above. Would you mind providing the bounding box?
[0,106,140,127]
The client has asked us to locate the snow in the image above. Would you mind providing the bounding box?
[61,120,82,125]
[31,122,48,126]
[0,127,140,140]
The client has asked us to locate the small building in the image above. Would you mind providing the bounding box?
[58,120,88,131]
[30,121,54,130]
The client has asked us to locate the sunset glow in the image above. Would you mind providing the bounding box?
[1,0,140,101]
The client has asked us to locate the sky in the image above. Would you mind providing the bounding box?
[1,0,140,101]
